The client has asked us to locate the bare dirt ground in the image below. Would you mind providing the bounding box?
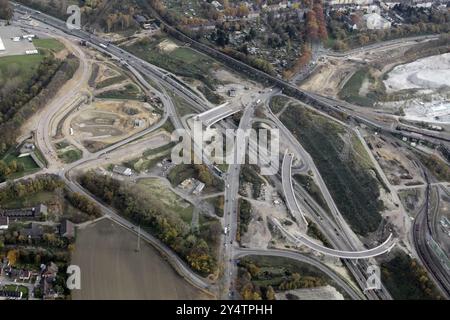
[365,135,425,187]
[95,63,121,83]
[18,37,90,140]
[157,39,179,53]
[275,285,344,300]
[299,39,432,97]
[300,57,356,97]
[70,100,160,150]
[71,218,208,300]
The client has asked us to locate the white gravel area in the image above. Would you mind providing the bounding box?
[384,53,450,92]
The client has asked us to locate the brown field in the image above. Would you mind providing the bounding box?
[71,218,207,300]
[70,100,160,151]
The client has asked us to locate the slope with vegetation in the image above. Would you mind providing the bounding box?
[280,103,383,236]
[79,171,219,276]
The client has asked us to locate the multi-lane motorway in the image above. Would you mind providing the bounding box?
[8,2,450,300]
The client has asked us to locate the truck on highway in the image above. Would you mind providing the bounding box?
[224,226,229,235]
[99,43,108,49]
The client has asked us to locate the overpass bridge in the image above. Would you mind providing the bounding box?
[195,102,241,128]
[272,218,396,259]
[282,150,309,228]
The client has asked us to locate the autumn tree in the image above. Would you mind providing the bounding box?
[0,0,12,21]
[7,249,19,266]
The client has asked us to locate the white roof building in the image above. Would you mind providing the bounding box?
[364,13,391,30]
[113,165,133,176]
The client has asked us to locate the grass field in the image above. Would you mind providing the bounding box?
[96,75,127,89]
[124,37,220,89]
[269,95,291,114]
[58,148,83,164]
[0,54,44,86]
[34,38,65,53]
[339,69,376,107]
[0,191,57,209]
[137,178,194,223]
[96,83,141,100]
[71,219,207,300]
[2,150,40,180]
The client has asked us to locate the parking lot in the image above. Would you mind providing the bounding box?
[0,26,37,57]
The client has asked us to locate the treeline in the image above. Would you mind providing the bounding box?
[240,165,265,199]
[220,47,276,76]
[146,0,327,77]
[329,6,450,51]
[16,0,139,32]
[0,55,79,156]
[418,154,450,182]
[168,164,224,191]
[238,198,252,238]
[64,192,102,219]
[0,174,64,204]
[382,252,443,300]
[0,0,12,20]
[0,160,26,183]
[79,171,217,275]
[237,257,328,300]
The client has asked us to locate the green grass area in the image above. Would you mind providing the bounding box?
[338,69,375,107]
[0,191,57,209]
[137,178,193,223]
[381,251,443,300]
[269,95,291,114]
[0,54,44,86]
[96,75,127,89]
[58,148,82,164]
[280,104,383,236]
[34,38,65,53]
[96,83,141,100]
[1,149,40,180]
[124,37,220,89]
[122,142,174,173]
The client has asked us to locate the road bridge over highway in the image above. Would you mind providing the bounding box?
[195,102,241,128]
[282,150,309,228]
[272,218,396,259]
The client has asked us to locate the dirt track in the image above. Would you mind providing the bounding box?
[71,218,207,300]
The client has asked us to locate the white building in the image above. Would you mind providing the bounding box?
[113,165,133,176]
[0,37,4,51]
[364,13,391,30]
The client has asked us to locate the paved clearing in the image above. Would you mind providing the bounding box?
[71,218,207,300]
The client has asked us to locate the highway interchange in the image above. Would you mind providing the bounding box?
[4,2,450,300]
